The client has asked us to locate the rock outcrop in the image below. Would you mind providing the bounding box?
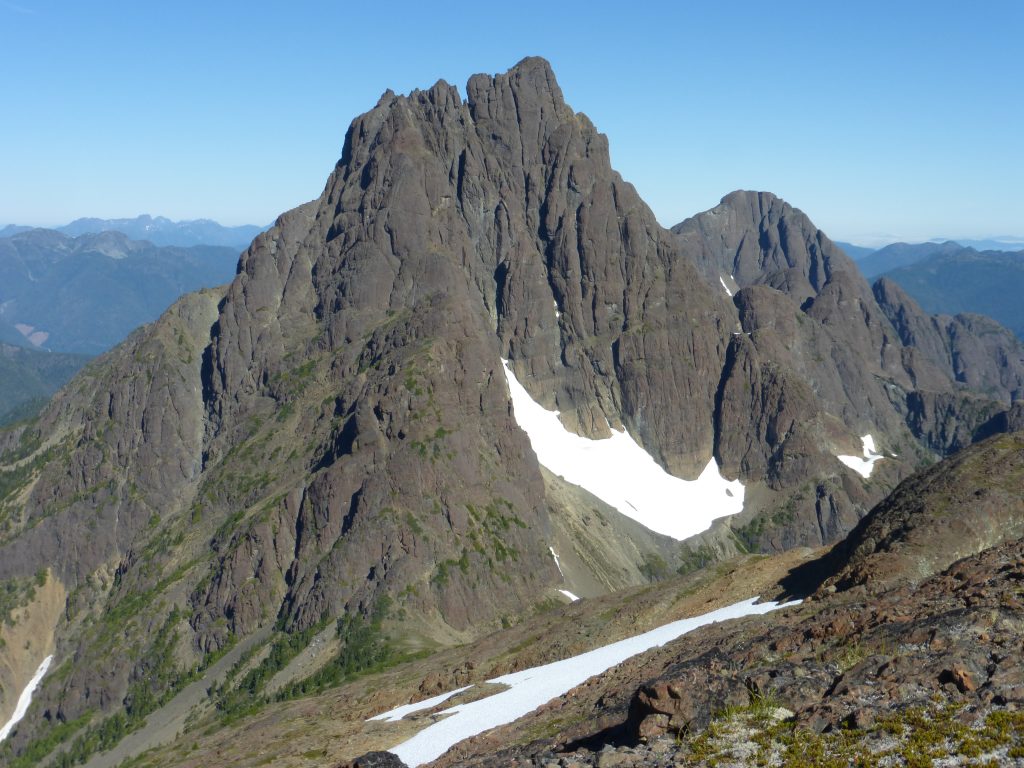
[442,532,1024,766]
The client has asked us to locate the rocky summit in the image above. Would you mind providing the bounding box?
[1,57,1023,767]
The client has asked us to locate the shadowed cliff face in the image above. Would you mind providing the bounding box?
[1,57,1023,758]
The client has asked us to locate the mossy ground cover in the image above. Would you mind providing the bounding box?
[680,699,1024,767]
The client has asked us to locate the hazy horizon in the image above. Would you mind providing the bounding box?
[5,215,1024,252]
[2,2,1021,244]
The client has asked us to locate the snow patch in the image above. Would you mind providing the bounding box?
[0,655,53,742]
[368,685,474,723]
[837,434,885,479]
[549,547,564,577]
[550,549,576,599]
[387,597,799,766]
[501,360,744,540]
[719,276,733,297]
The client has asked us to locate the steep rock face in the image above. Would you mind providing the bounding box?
[903,390,1004,455]
[673,193,924,451]
[0,289,221,586]
[672,191,840,303]
[1,59,732,753]
[870,277,1024,453]
[1,57,1023,762]
[669,191,1024,555]
[983,401,1024,435]
[668,196,915,554]
[193,58,735,649]
[873,277,1024,403]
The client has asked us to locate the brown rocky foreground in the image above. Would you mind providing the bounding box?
[430,532,1024,767]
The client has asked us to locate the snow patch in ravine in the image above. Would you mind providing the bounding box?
[501,360,744,540]
[719,275,733,297]
[368,686,474,723]
[549,547,564,577]
[0,654,53,742]
[383,597,799,766]
[837,434,884,479]
[558,589,580,602]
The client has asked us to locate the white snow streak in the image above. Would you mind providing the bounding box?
[0,655,53,742]
[837,434,884,479]
[368,686,474,723]
[501,360,744,540]
[549,547,565,577]
[719,276,733,297]
[387,597,799,766]
[558,589,580,602]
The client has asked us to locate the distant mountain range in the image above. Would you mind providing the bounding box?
[834,241,877,261]
[837,237,1024,266]
[835,241,1024,341]
[0,214,267,250]
[0,228,240,354]
[856,240,967,279]
[878,246,1024,340]
[946,237,1024,252]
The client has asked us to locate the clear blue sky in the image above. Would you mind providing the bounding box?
[1,1,1021,244]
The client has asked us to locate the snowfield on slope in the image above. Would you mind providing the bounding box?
[368,686,474,724]
[377,597,800,767]
[501,359,744,540]
[837,434,885,478]
[0,654,53,742]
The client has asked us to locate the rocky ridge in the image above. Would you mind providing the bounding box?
[426,436,1024,767]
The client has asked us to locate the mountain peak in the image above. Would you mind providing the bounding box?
[510,54,555,72]
[466,55,569,124]
[720,189,782,207]
[716,190,809,225]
